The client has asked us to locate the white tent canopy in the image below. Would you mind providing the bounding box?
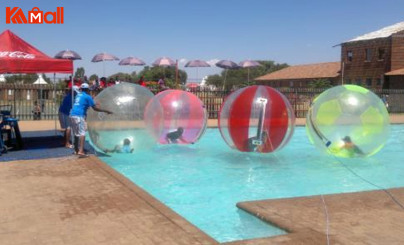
[33,74,48,84]
[0,74,5,83]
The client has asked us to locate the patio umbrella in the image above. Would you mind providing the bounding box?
[216,60,239,90]
[185,59,210,83]
[118,57,145,66]
[152,57,175,77]
[152,57,175,67]
[91,52,119,76]
[54,49,82,87]
[54,49,82,60]
[239,60,262,83]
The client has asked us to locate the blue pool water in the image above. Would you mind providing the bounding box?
[100,125,404,243]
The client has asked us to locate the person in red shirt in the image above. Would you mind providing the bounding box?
[107,78,115,87]
[99,77,106,88]
[137,75,147,87]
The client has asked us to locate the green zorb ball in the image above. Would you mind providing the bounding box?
[306,85,390,158]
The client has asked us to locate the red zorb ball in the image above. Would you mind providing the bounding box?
[144,90,207,144]
[219,85,295,153]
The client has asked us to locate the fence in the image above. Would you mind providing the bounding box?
[0,84,403,120]
[192,87,403,119]
[0,84,65,120]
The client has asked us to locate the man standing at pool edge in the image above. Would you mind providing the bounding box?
[70,83,113,157]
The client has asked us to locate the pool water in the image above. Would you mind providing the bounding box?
[99,125,404,243]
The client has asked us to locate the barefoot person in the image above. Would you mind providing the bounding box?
[70,83,113,157]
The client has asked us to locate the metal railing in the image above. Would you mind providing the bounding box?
[1,84,403,120]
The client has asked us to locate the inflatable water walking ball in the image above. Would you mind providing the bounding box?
[306,85,390,158]
[218,85,295,153]
[144,90,207,144]
[87,83,160,153]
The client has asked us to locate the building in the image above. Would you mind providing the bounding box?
[255,62,341,87]
[256,21,404,89]
[341,21,404,89]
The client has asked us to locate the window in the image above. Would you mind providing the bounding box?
[366,78,372,87]
[378,48,385,60]
[347,51,353,62]
[355,78,362,85]
[376,78,382,86]
[365,48,372,62]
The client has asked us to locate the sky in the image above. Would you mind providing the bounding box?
[1,0,404,82]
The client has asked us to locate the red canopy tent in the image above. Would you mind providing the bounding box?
[0,30,73,148]
[0,29,72,74]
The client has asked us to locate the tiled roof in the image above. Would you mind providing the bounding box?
[345,21,404,43]
[255,62,340,81]
[385,68,404,76]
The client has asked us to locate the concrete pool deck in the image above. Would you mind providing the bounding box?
[0,156,217,245]
[234,189,404,244]
[1,115,403,244]
[2,155,404,244]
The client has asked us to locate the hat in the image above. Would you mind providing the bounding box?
[72,85,80,93]
[81,83,90,89]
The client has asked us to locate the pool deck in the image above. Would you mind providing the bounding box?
[0,156,217,245]
[233,188,404,244]
[1,115,403,244]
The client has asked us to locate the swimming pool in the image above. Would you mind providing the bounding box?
[99,125,404,243]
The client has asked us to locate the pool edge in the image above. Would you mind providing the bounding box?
[90,155,219,245]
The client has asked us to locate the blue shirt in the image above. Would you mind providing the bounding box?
[70,92,95,117]
[59,92,75,115]
[122,145,131,153]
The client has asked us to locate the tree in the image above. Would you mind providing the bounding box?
[308,78,332,88]
[205,75,222,88]
[74,67,85,78]
[205,60,289,90]
[137,66,187,88]
[108,72,134,82]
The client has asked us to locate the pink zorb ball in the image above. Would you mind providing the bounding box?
[219,85,295,153]
[144,90,207,144]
